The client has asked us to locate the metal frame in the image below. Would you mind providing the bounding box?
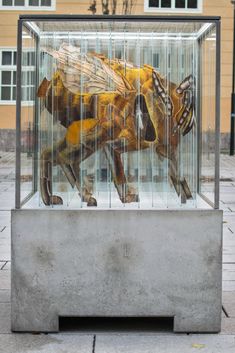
[18,14,220,21]
[15,15,221,209]
[15,20,22,209]
[230,1,235,155]
[215,20,221,209]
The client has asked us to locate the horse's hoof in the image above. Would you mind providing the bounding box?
[87,197,97,207]
[50,195,63,205]
[122,194,139,203]
[133,194,139,202]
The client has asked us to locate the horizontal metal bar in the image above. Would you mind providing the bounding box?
[19,14,221,22]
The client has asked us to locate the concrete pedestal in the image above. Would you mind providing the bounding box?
[11,209,223,333]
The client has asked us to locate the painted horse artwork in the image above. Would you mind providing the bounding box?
[37,44,195,206]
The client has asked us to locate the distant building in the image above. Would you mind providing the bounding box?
[0,0,232,150]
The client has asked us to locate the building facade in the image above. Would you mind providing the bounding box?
[0,0,233,150]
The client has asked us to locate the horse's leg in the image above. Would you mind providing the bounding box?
[40,139,66,205]
[69,145,98,206]
[104,141,139,203]
[104,119,151,204]
[168,153,193,203]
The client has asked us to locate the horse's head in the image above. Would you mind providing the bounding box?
[152,71,195,137]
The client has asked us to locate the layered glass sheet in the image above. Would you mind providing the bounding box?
[17,17,219,209]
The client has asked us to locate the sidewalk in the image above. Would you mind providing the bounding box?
[0,152,235,352]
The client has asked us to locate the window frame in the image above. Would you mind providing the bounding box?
[144,0,202,13]
[0,48,35,105]
[0,0,56,11]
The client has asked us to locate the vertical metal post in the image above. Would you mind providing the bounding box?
[33,33,40,194]
[15,20,22,209]
[215,20,221,209]
[197,39,202,196]
[230,1,235,155]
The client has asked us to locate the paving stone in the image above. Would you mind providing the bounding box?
[223,246,235,255]
[0,334,93,353]
[0,303,11,333]
[223,291,235,303]
[2,261,11,270]
[222,292,235,317]
[222,254,235,263]
[223,239,235,247]
[95,334,235,353]
[223,264,235,270]
[0,289,10,303]
[221,317,235,334]
[0,245,11,261]
[0,253,11,262]
[222,281,235,291]
[223,232,235,240]
[0,261,7,270]
[221,197,235,204]
[0,269,10,289]
[223,228,235,237]
[223,273,235,282]
[223,303,235,318]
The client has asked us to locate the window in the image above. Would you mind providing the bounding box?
[145,0,202,12]
[0,49,35,104]
[0,0,55,10]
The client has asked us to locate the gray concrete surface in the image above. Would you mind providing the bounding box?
[11,209,222,333]
[0,152,235,351]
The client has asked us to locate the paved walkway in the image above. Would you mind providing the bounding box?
[0,152,235,352]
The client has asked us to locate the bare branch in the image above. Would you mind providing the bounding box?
[102,0,109,14]
[88,0,97,14]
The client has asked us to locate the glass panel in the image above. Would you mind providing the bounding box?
[29,51,35,65]
[41,0,51,5]
[149,0,159,7]
[29,0,39,6]
[19,25,37,205]
[161,0,171,8]
[2,71,11,84]
[2,51,12,65]
[153,53,159,68]
[175,0,185,8]
[1,86,11,100]
[14,0,25,5]
[29,86,34,100]
[188,0,197,9]
[2,0,12,5]
[198,27,217,207]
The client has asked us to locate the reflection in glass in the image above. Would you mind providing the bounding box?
[188,0,197,8]
[2,71,11,85]
[2,52,12,65]
[1,86,11,100]
[2,0,13,5]
[176,0,185,8]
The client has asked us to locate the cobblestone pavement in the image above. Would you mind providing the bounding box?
[0,152,235,352]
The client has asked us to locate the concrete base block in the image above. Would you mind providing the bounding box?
[11,209,223,333]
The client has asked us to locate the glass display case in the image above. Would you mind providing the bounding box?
[12,15,223,334]
[15,15,220,210]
